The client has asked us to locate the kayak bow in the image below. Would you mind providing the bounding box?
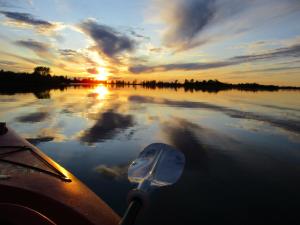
[0,123,119,225]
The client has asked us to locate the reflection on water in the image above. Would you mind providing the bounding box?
[94,85,109,100]
[0,86,299,225]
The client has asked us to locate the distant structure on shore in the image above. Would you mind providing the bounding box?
[0,67,299,94]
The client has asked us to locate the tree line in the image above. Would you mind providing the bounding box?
[0,66,299,92]
[110,79,299,92]
[0,66,101,87]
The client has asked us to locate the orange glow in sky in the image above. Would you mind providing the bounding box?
[95,67,109,81]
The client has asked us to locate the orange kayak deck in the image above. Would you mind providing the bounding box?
[0,124,120,225]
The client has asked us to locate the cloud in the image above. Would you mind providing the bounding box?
[230,66,300,75]
[87,67,99,74]
[0,0,17,8]
[0,51,50,65]
[15,39,52,58]
[162,0,216,49]
[16,111,49,123]
[15,39,49,52]
[127,28,150,40]
[129,61,235,73]
[0,11,53,27]
[80,110,135,144]
[152,0,300,51]
[128,95,300,133]
[0,0,34,8]
[0,11,61,34]
[0,60,16,66]
[58,49,98,66]
[129,43,300,73]
[78,19,136,61]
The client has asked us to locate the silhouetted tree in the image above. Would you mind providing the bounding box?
[34,66,51,76]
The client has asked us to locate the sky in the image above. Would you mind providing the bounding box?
[0,0,300,85]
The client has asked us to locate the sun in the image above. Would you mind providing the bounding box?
[95,67,108,81]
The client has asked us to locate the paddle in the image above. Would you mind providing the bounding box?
[119,143,185,225]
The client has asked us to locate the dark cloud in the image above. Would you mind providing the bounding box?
[128,95,300,133]
[15,39,49,52]
[129,61,234,73]
[87,67,99,74]
[129,44,300,73]
[16,111,49,123]
[58,49,78,56]
[163,0,216,48]
[80,110,135,144]
[158,0,300,51]
[78,19,136,60]
[0,11,55,29]
[231,44,300,62]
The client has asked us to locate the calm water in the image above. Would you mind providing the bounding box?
[1,86,300,224]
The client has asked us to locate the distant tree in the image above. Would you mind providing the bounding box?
[33,66,51,76]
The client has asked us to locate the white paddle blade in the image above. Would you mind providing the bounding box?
[128,143,185,188]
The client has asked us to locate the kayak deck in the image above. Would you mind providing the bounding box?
[0,145,71,182]
[0,124,120,225]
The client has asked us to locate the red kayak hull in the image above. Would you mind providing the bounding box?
[0,125,120,225]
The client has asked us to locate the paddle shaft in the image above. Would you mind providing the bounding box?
[119,199,142,225]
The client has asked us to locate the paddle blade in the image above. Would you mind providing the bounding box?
[128,143,185,188]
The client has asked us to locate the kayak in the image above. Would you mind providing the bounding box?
[0,123,120,225]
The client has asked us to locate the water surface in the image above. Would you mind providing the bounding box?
[1,86,299,225]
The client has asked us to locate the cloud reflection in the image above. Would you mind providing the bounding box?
[94,164,128,180]
[80,110,135,144]
[129,95,300,133]
[16,111,49,123]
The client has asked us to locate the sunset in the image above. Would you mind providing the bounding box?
[0,1,299,225]
[0,0,299,84]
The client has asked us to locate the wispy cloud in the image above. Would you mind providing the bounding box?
[0,60,16,66]
[0,0,34,8]
[0,51,50,66]
[58,49,98,67]
[129,43,300,73]
[151,0,300,51]
[15,39,49,52]
[78,19,136,62]
[0,0,17,8]
[15,39,52,58]
[0,11,62,35]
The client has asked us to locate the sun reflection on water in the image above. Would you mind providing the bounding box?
[94,85,109,100]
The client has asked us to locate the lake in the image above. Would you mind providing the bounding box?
[1,85,299,225]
